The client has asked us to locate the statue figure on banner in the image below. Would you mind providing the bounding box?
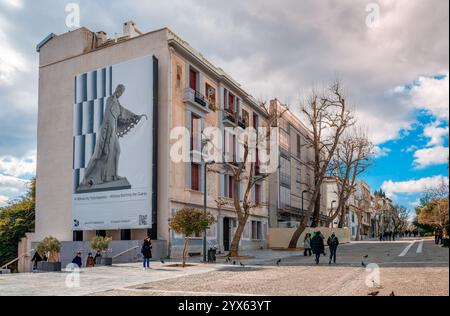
[77,84,147,193]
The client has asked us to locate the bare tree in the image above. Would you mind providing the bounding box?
[326,129,374,229]
[391,205,410,233]
[208,101,286,257]
[288,81,354,248]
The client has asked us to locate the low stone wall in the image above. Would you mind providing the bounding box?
[268,227,350,249]
[28,240,167,269]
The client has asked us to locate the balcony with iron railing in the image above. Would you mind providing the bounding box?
[184,88,210,113]
[222,107,236,126]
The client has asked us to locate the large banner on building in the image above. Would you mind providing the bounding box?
[72,56,154,230]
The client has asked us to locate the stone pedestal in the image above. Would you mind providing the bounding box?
[76,178,131,194]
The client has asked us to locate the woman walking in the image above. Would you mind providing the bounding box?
[303,233,312,256]
[141,237,153,270]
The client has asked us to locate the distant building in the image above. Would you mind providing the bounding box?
[268,99,328,228]
[324,178,378,240]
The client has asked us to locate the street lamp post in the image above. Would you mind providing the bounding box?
[201,136,215,263]
[203,161,207,262]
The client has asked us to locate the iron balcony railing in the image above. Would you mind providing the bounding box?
[184,88,208,108]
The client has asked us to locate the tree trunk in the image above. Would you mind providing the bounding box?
[338,206,346,228]
[228,213,249,257]
[182,237,189,267]
[288,176,323,248]
[311,191,321,227]
[288,221,307,249]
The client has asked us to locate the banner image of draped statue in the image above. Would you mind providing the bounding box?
[77,84,147,193]
[72,56,155,231]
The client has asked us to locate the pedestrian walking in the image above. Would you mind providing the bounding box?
[310,231,325,264]
[379,233,383,242]
[141,236,152,270]
[72,251,82,268]
[31,251,42,270]
[86,252,95,267]
[438,229,444,245]
[303,233,312,256]
[327,232,339,264]
[94,250,102,264]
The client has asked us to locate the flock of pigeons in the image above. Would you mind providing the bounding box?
[157,252,396,296]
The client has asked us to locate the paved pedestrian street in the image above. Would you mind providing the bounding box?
[1,238,448,296]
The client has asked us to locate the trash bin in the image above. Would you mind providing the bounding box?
[207,249,217,263]
[443,238,449,248]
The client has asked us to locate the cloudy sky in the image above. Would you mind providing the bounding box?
[0,0,448,214]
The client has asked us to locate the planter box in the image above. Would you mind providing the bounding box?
[100,257,112,266]
[37,261,62,272]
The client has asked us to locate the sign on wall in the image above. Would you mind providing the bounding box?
[72,56,154,230]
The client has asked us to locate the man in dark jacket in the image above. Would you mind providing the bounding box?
[141,237,153,270]
[310,231,325,264]
[327,232,340,264]
[72,252,82,268]
[31,251,42,270]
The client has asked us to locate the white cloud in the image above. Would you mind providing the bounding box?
[0,173,27,194]
[413,146,449,169]
[402,145,418,153]
[381,175,449,199]
[394,73,449,122]
[372,146,391,158]
[0,151,36,177]
[0,14,30,85]
[423,121,449,146]
[410,73,449,121]
[1,0,23,9]
[409,198,421,208]
[0,194,9,207]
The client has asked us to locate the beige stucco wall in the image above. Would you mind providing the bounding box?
[268,227,350,249]
[167,49,269,218]
[35,28,171,243]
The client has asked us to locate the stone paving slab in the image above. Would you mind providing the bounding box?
[0,262,217,296]
[1,238,448,296]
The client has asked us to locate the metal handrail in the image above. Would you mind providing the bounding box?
[1,248,35,270]
[111,245,140,260]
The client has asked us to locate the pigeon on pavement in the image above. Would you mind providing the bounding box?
[368,291,379,296]
[276,259,282,266]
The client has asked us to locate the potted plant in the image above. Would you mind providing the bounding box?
[169,207,215,267]
[36,236,62,272]
[90,236,112,265]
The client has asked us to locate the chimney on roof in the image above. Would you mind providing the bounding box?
[95,31,108,47]
[123,20,142,38]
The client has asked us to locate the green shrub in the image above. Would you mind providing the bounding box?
[36,236,61,262]
[90,236,112,254]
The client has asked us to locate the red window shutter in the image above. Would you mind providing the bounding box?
[191,163,199,191]
[228,94,234,113]
[255,184,261,205]
[189,69,197,91]
[253,113,258,128]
